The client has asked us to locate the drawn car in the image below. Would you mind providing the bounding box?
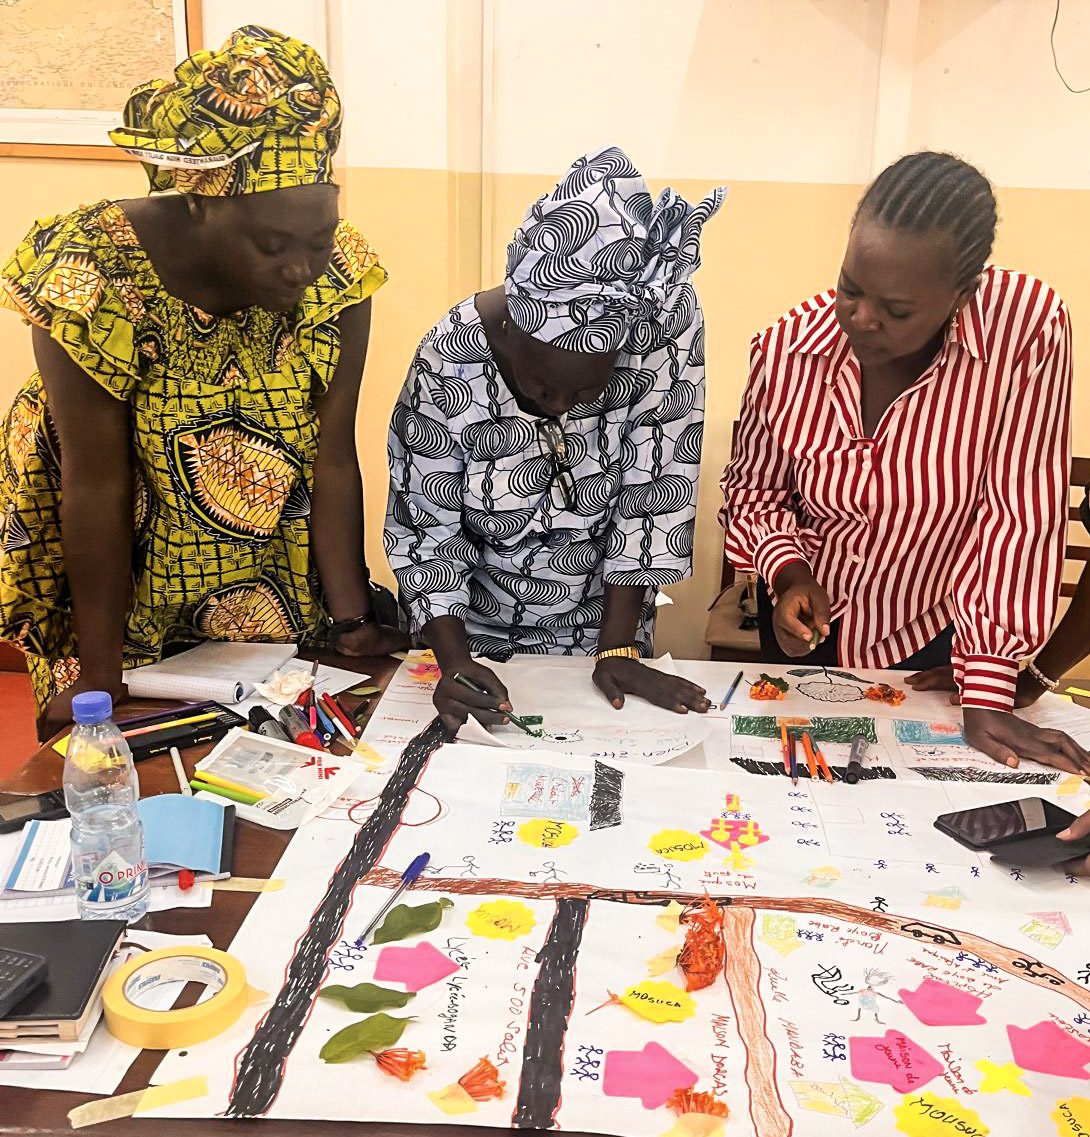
[900,921,962,945]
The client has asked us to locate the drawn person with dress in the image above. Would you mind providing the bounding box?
[847,968,900,1023]
[386,148,725,733]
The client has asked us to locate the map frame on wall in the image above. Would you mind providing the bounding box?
[0,0,201,161]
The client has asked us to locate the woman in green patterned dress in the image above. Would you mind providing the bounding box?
[0,26,406,738]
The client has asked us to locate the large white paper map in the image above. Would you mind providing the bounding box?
[149,713,1090,1135]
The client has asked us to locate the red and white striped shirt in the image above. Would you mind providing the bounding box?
[721,267,1072,712]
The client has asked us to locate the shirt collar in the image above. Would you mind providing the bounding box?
[786,284,989,364]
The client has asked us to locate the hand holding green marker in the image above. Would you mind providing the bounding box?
[451,672,543,737]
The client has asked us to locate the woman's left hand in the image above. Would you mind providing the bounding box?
[593,658,711,714]
[335,622,410,658]
[962,707,1090,775]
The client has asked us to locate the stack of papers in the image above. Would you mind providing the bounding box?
[0,931,212,1093]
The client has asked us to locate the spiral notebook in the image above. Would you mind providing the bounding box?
[123,642,299,704]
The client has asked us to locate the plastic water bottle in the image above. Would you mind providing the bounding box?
[63,691,149,923]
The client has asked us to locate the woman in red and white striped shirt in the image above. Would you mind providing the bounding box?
[721,151,1089,774]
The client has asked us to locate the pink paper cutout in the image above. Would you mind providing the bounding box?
[603,1042,699,1109]
[849,1030,944,1093]
[898,978,986,1027]
[373,942,460,992]
[1008,1021,1090,1079]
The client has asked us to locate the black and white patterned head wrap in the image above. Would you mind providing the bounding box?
[504,145,726,353]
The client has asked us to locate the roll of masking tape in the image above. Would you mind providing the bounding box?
[103,946,265,1049]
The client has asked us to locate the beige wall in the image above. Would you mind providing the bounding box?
[2,0,1090,663]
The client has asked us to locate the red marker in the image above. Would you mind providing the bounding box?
[278,705,324,751]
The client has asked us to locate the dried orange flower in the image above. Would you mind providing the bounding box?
[458,1056,506,1101]
[667,1088,729,1118]
[373,1049,427,1081]
[678,895,725,992]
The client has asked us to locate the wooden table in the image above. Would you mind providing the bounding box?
[0,649,517,1136]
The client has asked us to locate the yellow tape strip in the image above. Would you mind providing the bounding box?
[67,1076,208,1128]
[201,876,285,893]
[103,946,265,1049]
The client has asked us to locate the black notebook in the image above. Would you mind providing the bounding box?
[0,919,125,1040]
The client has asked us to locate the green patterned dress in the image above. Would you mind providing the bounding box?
[0,200,385,713]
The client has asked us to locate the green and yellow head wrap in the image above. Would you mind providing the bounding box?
[108,25,340,197]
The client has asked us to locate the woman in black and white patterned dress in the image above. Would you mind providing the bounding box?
[385,147,725,730]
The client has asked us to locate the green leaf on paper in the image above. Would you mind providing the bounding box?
[318,982,415,1013]
[372,897,454,945]
[319,1013,413,1063]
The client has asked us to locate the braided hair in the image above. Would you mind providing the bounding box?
[856,152,998,289]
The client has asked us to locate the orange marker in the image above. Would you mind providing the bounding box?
[779,723,790,776]
[801,732,819,780]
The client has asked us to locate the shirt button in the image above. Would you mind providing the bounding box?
[851,555,862,564]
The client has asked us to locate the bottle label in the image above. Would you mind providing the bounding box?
[85,849,148,904]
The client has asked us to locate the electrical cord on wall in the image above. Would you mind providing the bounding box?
[1052,0,1090,93]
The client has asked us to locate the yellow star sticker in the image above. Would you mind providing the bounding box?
[975,1058,1031,1096]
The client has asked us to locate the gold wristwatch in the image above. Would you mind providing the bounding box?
[594,645,640,663]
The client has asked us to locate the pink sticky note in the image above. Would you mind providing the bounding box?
[898,978,986,1027]
[603,1042,699,1110]
[849,1031,944,1093]
[1008,1021,1090,1079]
[373,942,460,992]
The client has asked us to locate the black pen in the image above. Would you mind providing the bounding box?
[451,672,542,737]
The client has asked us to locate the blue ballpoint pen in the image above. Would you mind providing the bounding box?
[354,853,431,948]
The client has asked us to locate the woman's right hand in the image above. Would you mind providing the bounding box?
[432,658,511,735]
[771,563,832,657]
[1058,811,1090,877]
[37,675,129,742]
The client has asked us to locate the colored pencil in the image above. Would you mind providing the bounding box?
[192,769,267,800]
[720,670,744,710]
[332,694,361,738]
[321,692,356,743]
[779,723,791,776]
[788,731,799,786]
[815,745,834,783]
[122,711,217,739]
[190,780,264,806]
[801,732,819,780]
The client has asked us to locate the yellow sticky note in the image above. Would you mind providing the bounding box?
[518,819,578,848]
[429,1083,479,1116]
[648,829,709,862]
[619,979,696,1023]
[894,1092,988,1137]
[353,741,388,766]
[1058,774,1087,797]
[646,945,681,977]
[1052,1098,1090,1135]
[656,901,685,933]
[974,1059,1030,1097]
[1065,687,1090,699]
[53,734,70,757]
[467,900,536,940]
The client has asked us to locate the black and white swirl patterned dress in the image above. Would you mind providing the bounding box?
[384,295,705,660]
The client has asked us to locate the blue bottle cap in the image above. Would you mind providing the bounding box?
[71,691,113,724]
